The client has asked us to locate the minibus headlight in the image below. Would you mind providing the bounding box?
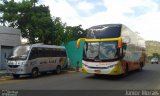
[21,61,27,66]
[22,62,25,65]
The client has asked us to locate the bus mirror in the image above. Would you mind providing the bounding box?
[123,43,127,50]
[124,37,130,43]
[118,37,122,48]
[76,38,85,48]
[76,39,81,48]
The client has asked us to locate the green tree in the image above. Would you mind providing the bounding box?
[65,25,87,41]
[0,0,20,27]
[152,53,160,59]
[18,5,54,44]
[52,17,87,45]
[52,17,65,45]
[0,0,87,45]
[0,0,54,44]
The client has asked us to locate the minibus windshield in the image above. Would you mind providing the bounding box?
[8,46,30,60]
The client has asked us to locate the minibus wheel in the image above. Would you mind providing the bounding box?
[32,68,39,78]
[13,74,20,79]
[56,66,61,74]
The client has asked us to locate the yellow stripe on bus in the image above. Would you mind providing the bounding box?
[85,37,122,48]
[85,37,121,42]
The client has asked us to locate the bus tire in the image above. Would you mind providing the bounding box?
[31,68,39,78]
[139,62,143,71]
[13,74,20,79]
[94,74,100,77]
[123,64,128,77]
[56,65,61,74]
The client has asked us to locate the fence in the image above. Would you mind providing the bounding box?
[65,41,84,68]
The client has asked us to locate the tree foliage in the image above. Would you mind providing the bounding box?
[18,5,55,44]
[0,0,87,45]
[145,40,160,62]
[65,25,87,41]
[52,17,87,45]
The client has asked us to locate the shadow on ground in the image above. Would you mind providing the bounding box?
[85,69,159,81]
[9,71,70,80]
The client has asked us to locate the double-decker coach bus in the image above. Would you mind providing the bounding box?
[77,24,145,76]
[7,44,69,78]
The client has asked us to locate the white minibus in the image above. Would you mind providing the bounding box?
[7,44,69,78]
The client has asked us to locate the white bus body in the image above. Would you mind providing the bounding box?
[7,44,69,78]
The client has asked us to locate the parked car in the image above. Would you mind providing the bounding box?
[151,58,159,64]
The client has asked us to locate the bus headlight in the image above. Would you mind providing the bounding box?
[21,62,25,65]
[84,64,89,67]
[21,61,28,67]
[7,61,12,65]
[107,64,118,68]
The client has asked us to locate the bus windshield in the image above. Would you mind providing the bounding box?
[83,41,118,61]
[8,46,30,60]
[87,24,121,39]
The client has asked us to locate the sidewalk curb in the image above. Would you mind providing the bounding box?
[0,70,12,78]
[0,72,12,80]
[0,76,12,80]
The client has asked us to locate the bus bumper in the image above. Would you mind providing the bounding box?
[82,63,123,75]
[7,67,31,75]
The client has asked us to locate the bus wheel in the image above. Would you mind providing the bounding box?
[139,63,143,71]
[32,68,39,78]
[56,66,61,74]
[13,74,20,79]
[123,64,128,77]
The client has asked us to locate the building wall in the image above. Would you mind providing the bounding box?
[0,46,13,69]
[0,26,21,46]
[0,26,21,69]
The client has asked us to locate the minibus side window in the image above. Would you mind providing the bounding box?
[29,48,38,60]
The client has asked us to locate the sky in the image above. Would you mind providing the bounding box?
[39,0,160,41]
[12,0,160,41]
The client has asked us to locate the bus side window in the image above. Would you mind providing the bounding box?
[48,48,52,57]
[29,48,38,60]
[122,43,127,57]
[55,49,60,57]
[53,49,56,57]
[59,50,63,57]
[60,50,66,57]
[62,50,67,57]
[38,48,44,57]
[123,43,127,50]
[43,49,48,57]
[52,49,55,57]
[46,48,52,57]
[64,50,67,57]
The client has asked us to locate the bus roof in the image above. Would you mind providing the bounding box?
[87,24,146,48]
[21,43,66,49]
[89,24,122,30]
[87,24,122,38]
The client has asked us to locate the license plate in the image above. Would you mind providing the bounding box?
[10,69,17,73]
[94,70,101,73]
